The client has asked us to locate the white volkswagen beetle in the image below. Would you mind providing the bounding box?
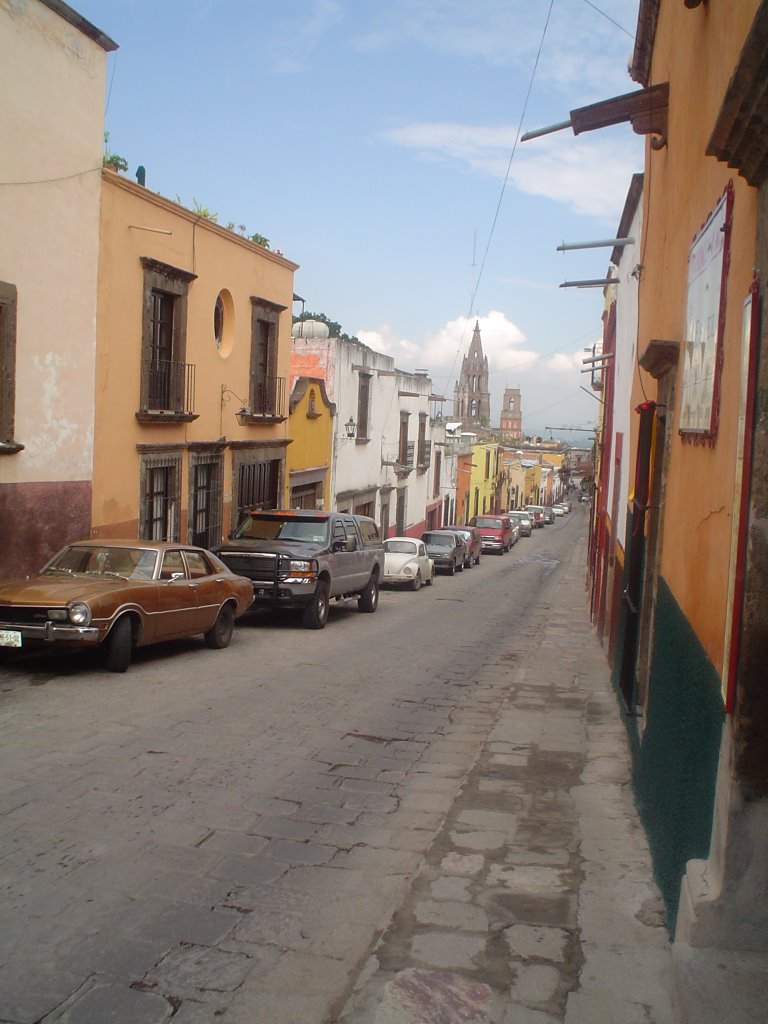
[383,537,434,591]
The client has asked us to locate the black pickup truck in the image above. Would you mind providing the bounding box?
[213,510,384,629]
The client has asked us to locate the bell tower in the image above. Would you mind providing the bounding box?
[453,321,491,429]
[499,386,522,441]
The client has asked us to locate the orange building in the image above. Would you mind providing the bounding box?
[93,171,297,544]
[614,0,768,960]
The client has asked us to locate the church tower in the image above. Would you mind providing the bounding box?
[454,321,491,429]
[499,386,522,442]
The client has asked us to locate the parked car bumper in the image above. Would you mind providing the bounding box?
[0,622,101,645]
[479,538,503,551]
[249,576,318,608]
[384,569,418,585]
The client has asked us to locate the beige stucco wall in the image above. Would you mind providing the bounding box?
[0,0,109,482]
[94,174,297,537]
[635,0,760,675]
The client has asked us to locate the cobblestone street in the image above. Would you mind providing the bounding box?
[0,513,675,1023]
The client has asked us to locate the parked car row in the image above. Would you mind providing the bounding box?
[0,503,575,674]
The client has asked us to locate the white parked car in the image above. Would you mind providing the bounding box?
[552,504,566,516]
[383,538,434,591]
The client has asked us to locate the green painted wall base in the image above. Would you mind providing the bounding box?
[631,576,724,933]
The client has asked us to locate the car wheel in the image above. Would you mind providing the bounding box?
[426,572,434,586]
[448,560,456,576]
[204,604,234,649]
[457,559,464,572]
[302,580,330,629]
[475,553,481,565]
[358,572,379,612]
[103,616,133,673]
[411,571,422,592]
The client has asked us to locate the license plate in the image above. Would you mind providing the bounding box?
[0,630,22,648]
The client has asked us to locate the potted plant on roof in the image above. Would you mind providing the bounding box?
[103,131,128,173]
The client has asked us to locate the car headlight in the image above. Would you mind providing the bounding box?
[68,602,92,626]
[288,559,315,574]
[403,566,413,576]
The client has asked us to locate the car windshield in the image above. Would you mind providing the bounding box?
[385,541,417,554]
[474,518,502,528]
[44,546,158,580]
[234,515,329,544]
[423,534,453,547]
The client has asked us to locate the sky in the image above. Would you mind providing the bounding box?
[76,0,643,438]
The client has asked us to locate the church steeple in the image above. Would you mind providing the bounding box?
[454,320,491,429]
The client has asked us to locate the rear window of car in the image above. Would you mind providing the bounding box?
[385,540,416,554]
[358,519,381,545]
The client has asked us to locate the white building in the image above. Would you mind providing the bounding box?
[290,321,439,536]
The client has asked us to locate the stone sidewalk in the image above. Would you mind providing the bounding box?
[337,536,676,1024]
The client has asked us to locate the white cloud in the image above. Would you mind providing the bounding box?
[356,0,638,94]
[355,311,599,431]
[272,0,343,72]
[546,351,586,373]
[381,121,642,222]
[356,310,535,380]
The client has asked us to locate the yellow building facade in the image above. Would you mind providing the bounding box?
[285,377,335,510]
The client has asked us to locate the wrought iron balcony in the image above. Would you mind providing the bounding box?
[139,359,196,418]
[249,375,286,419]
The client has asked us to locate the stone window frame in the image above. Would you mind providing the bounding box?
[188,445,225,549]
[138,447,183,541]
[138,257,198,422]
[246,296,287,421]
[0,281,23,454]
[357,372,372,440]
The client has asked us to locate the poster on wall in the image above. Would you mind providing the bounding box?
[679,183,733,441]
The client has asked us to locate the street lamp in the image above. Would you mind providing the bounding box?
[221,385,251,426]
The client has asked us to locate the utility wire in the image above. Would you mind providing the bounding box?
[580,0,634,39]
[443,0,556,403]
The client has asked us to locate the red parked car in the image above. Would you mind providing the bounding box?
[469,514,515,554]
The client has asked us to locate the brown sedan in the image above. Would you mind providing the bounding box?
[0,541,254,673]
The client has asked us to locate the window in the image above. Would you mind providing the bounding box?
[160,550,185,579]
[433,448,442,498]
[417,412,428,468]
[380,498,390,539]
[396,488,407,535]
[398,412,412,467]
[214,295,224,348]
[184,550,213,578]
[0,281,20,452]
[357,373,372,439]
[139,450,181,541]
[233,453,281,525]
[140,258,197,417]
[485,449,491,479]
[250,297,286,417]
[358,519,381,544]
[189,450,223,548]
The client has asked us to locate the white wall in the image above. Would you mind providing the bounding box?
[608,192,643,551]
